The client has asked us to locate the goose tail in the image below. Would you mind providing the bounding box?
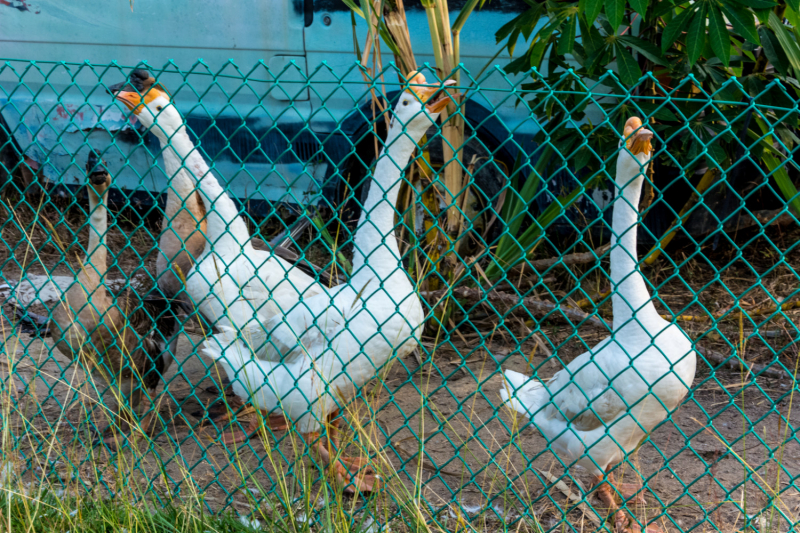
[500,369,546,419]
[201,326,249,368]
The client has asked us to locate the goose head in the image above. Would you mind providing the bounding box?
[390,71,458,141]
[86,149,111,194]
[616,117,654,185]
[108,70,183,142]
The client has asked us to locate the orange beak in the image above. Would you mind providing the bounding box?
[407,74,459,113]
[628,130,654,155]
[623,117,653,155]
[114,90,143,113]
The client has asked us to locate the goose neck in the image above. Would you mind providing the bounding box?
[159,127,250,250]
[85,187,109,280]
[351,127,417,285]
[609,171,660,330]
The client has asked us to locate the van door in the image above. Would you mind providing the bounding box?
[0,0,315,206]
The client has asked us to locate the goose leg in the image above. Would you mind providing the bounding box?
[309,411,381,494]
[218,406,290,446]
[616,481,647,505]
[593,473,663,533]
[134,386,162,440]
[98,376,137,452]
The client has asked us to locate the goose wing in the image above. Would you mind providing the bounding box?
[257,284,353,364]
[543,338,630,432]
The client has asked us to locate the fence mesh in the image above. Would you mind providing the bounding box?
[1,59,799,533]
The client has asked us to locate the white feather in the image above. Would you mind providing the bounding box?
[500,132,697,476]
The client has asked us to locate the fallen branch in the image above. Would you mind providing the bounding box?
[507,243,612,282]
[525,243,612,272]
[663,300,800,322]
[705,208,797,236]
[698,347,793,381]
[422,286,610,329]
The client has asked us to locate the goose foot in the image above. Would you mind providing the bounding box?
[594,473,647,505]
[616,482,647,505]
[217,406,290,446]
[595,476,661,533]
[307,432,382,494]
[613,510,664,533]
[205,395,246,422]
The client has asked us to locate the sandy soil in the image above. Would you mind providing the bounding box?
[1,195,799,532]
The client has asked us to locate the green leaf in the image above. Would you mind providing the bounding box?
[729,0,778,9]
[759,26,791,75]
[558,16,577,54]
[769,11,800,71]
[708,6,731,67]
[754,117,800,216]
[618,35,668,65]
[573,146,594,171]
[704,138,728,166]
[762,151,800,215]
[487,148,547,279]
[340,0,365,18]
[662,7,695,51]
[615,42,643,85]
[638,102,676,121]
[580,15,606,54]
[629,0,648,18]
[605,0,626,30]
[500,172,603,270]
[686,3,707,65]
[507,28,522,57]
[653,0,679,20]
[495,13,523,42]
[584,0,604,25]
[753,8,772,23]
[530,38,553,68]
[786,4,800,26]
[719,2,761,45]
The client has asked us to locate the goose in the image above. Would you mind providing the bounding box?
[109,72,324,429]
[108,70,208,374]
[200,72,456,493]
[50,150,175,449]
[500,118,696,533]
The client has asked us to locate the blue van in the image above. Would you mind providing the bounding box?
[0,0,533,210]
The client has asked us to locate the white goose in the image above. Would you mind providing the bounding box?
[501,118,696,533]
[201,72,455,493]
[111,82,320,336]
[108,70,208,371]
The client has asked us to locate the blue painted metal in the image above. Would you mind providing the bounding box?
[0,0,539,207]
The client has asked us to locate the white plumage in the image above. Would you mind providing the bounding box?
[500,117,696,533]
[112,84,321,343]
[199,72,454,492]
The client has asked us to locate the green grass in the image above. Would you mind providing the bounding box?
[0,489,327,533]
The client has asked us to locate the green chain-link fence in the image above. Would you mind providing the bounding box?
[1,59,799,533]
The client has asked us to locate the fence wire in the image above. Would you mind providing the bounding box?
[0,59,799,533]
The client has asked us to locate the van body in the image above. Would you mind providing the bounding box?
[0,0,534,211]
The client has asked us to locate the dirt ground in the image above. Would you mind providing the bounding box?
[1,195,800,532]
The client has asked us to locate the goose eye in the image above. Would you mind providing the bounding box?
[403,100,409,106]
[156,105,163,111]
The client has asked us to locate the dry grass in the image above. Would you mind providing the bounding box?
[2,184,800,532]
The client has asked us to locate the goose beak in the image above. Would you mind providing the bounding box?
[113,90,143,113]
[414,80,458,113]
[628,129,653,155]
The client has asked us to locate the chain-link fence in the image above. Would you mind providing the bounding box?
[1,59,799,533]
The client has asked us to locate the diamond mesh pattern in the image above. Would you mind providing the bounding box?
[0,59,799,532]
